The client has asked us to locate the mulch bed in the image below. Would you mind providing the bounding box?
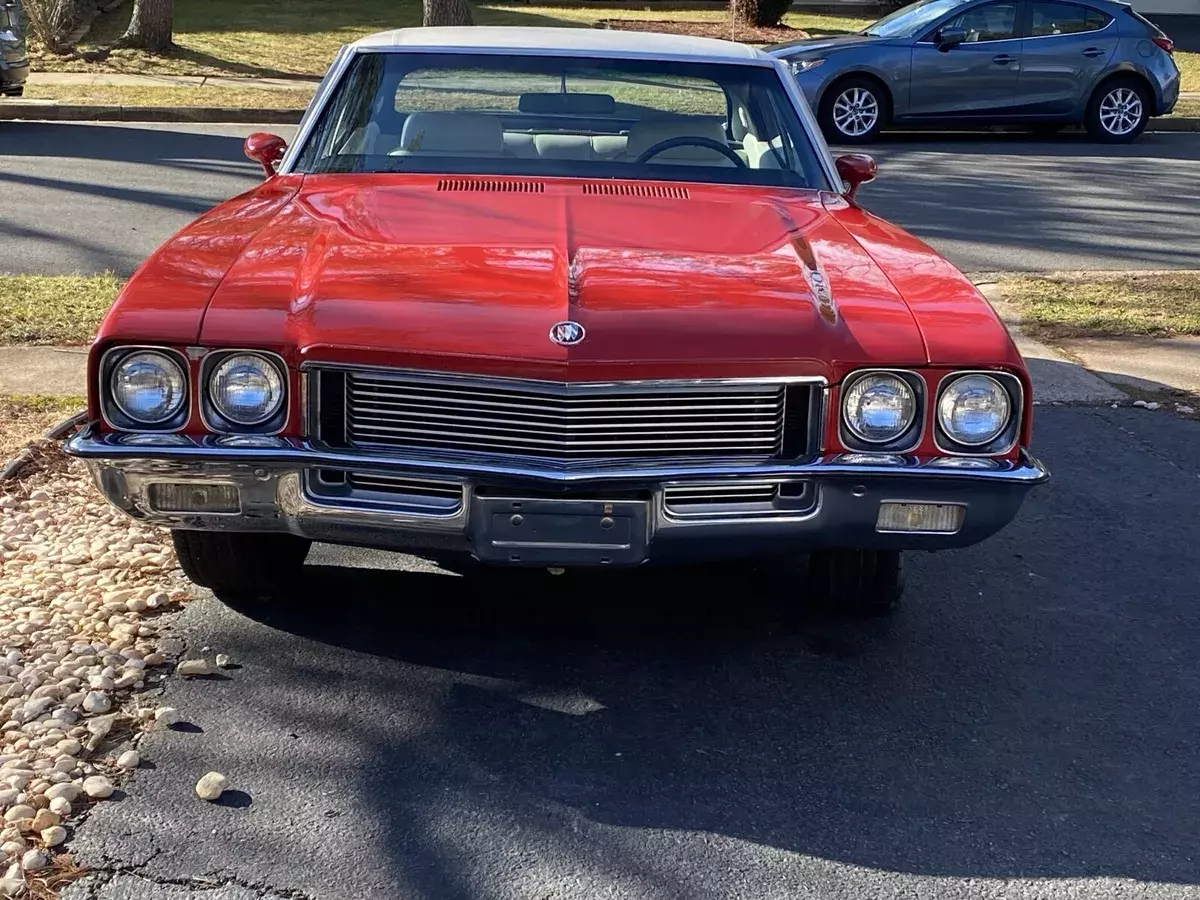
[595,19,809,44]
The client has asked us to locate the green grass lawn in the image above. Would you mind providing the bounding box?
[30,0,1195,95]
[31,0,870,78]
[1171,96,1200,119]
[0,274,122,345]
[1000,271,1200,339]
[1174,49,1199,96]
[23,83,314,108]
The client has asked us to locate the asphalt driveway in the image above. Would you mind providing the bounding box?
[63,406,1200,900]
[1,122,1198,276]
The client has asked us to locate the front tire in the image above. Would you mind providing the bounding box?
[819,77,888,145]
[807,549,904,617]
[171,530,311,598]
[1085,78,1150,143]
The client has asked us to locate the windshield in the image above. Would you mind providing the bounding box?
[294,52,829,190]
[863,0,973,37]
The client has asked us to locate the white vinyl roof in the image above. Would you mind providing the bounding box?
[352,26,771,64]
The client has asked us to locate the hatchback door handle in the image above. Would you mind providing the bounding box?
[992,54,1017,64]
[1082,46,1106,57]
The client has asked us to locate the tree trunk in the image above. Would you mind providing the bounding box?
[117,0,174,52]
[423,0,473,27]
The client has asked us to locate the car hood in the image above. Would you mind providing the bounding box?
[769,33,884,57]
[193,175,927,382]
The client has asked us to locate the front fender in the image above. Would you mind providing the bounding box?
[803,58,909,116]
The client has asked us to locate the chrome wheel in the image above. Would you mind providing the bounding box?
[832,87,880,138]
[1098,87,1143,136]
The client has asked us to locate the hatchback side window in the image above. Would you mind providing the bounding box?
[1030,1,1112,35]
[941,2,1019,42]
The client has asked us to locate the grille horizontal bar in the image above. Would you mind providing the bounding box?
[663,483,781,505]
[334,372,796,460]
[345,472,464,500]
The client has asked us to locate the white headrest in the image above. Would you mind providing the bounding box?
[399,112,505,155]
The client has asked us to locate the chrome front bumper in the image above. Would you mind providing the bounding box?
[66,428,1049,565]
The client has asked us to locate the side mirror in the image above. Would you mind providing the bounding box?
[936,26,968,50]
[835,153,877,200]
[245,132,288,178]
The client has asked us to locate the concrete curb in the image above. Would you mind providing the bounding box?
[1149,117,1200,133]
[0,101,1196,130]
[0,104,305,124]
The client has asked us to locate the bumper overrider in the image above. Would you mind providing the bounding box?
[65,427,1049,567]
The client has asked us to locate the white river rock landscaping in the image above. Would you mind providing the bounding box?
[194,771,228,802]
[0,456,198,885]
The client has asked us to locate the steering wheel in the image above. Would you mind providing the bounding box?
[635,136,746,168]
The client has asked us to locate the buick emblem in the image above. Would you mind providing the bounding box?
[549,321,586,346]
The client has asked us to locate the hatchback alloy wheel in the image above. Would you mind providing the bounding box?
[1085,79,1149,143]
[832,87,880,138]
[1098,87,1143,137]
[820,77,888,145]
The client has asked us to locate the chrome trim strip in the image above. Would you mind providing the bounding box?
[303,363,827,393]
[66,430,1050,485]
[98,345,191,435]
[278,43,356,176]
[772,57,842,191]
[933,370,1024,457]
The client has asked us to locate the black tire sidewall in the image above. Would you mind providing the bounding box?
[819,78,887,145]
[1086,79,1150,143]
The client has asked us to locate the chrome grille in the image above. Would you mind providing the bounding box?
[332,371,793,460]
[345,473,463,500]
[309,470,464,513]
[664,482,780,507]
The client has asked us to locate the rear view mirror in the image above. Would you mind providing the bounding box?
[244,132,288,178]
[936,26,968,50]
[836,153,878,200]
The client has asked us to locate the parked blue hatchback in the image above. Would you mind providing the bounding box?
[769,0,1180,143]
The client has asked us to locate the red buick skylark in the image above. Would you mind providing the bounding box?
[67,26,1049,615]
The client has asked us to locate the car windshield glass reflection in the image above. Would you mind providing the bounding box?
[293,52,828,189]
[863,0,974,37]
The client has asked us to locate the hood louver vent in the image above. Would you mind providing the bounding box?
[581,183,689,199]
[437,179,544,193]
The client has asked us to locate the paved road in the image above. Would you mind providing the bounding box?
[64,406,1200,900]
[2,121,1198,276]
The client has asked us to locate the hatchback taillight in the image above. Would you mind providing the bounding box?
[1153,35,1174,53]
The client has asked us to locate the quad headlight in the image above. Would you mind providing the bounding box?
[207,353,286,427]
[842,372,918,445]
[109,350,187,426]
[937,374,1012,447]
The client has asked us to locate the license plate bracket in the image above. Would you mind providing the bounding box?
[469,496,649,566]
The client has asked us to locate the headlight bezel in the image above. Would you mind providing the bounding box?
[839,369,925,452]
[201,349,289,435]
[100,346,190,433]
[934,371,1022,456]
